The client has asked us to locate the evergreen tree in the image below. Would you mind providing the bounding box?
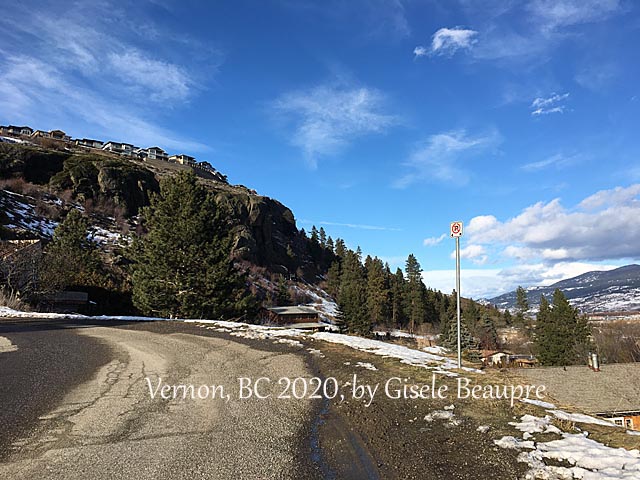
[366,257,389,327]
[404,254,426,333]
[463,301,481,337]
[130,171,255,319]
[515,286,529,324]
[534,290,592,366]
[275,276,291,306]
[477,313,499,350]
[337,249,368,334]
[326,260,342,299]
[40,209,103,291]
[334,238,346,258]
[326,236,334,253]
[390,268,406,327]
[503,308,513,326]
[310,225,320,244]
[319,227,327,248]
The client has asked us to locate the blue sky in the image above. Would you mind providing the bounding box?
[1,0,639,298]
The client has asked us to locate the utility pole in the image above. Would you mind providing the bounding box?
[450,221,463,369]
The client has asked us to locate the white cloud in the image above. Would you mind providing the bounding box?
[423,233,446,246]
[0,56,208,152]
[317,221,401,232]
[413,46,428,58]
[464,1,622,62]
[422,261,622,299]
[273,83,398,167]
[107,50,192,102]
[429,27,478,56]
[467,184,640,263]
[521,152,581,171]
[0,1,218,152]
[450,244,488,265]
[531,93,569,115]
[527,0,622,31]
[422,269,504,298]
[395,129,501,188]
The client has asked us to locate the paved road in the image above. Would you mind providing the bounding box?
[0,320,321,479]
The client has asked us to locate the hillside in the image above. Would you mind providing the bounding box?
[489,265,640,314]
[0,142,332,281]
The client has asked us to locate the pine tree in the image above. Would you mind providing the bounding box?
[478,313,499,350]
[130,171,255,319]
[534,290,592,366]
[40,209,103,291]
[326,260,342,298]
[337,249,368,334]
[503,308,513,326]
[515,286,529,324]
[326,236,334,253]
[334,238,346,258]
[366,257,389,327]
[310,226,320,244]
[390,268,406,327]
[319,227,327,248]
[404,254,426,333]
[275,276,291,306]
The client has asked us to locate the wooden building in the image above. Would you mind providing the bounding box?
[261,306,325,331]
[520,363,640,431]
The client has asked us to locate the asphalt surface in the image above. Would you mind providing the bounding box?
[0,321,112,459]
[0,319,322,479]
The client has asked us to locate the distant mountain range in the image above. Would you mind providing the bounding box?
[489,265,640,314]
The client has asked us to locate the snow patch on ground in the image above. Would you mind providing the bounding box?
[549,410,617,428]
[355,362,377,371]
[0,336,18,353]
[495,414,640,479]
[424,410,461,426]
[0,308,475,377]
[521,398,557,409]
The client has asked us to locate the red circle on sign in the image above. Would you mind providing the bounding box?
[452,224,461,233]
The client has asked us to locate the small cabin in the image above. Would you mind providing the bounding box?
[261,306,325,331]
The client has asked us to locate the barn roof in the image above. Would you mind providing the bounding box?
[266,306,319,315]
[520,363,640,414]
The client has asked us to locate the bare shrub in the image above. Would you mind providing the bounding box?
[0,288,30,311]
[593,321,640,363]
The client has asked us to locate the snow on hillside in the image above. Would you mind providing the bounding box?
[489,265,640,314]
[1,189,128,248]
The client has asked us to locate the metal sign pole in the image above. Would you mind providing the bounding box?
[456,235,461,369]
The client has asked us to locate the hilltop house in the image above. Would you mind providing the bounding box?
[0,125,33,136]
[102,141,135,156]
[74,138,104,149]
[146,147,168,161]
[169,154,196,166]
[31,129,71,142]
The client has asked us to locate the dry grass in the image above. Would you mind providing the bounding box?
[0,288,30,311]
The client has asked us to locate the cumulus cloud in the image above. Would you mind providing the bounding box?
[415,27,478,58]
[272,83,398,167]
[450,244,488,265]
[467,184,640,263]
[395,129,501,188]
[531,93,570,115]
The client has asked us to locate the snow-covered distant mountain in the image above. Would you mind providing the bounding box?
[489,265,640,314]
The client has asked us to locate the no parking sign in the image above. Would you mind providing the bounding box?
[450,221,463,237]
